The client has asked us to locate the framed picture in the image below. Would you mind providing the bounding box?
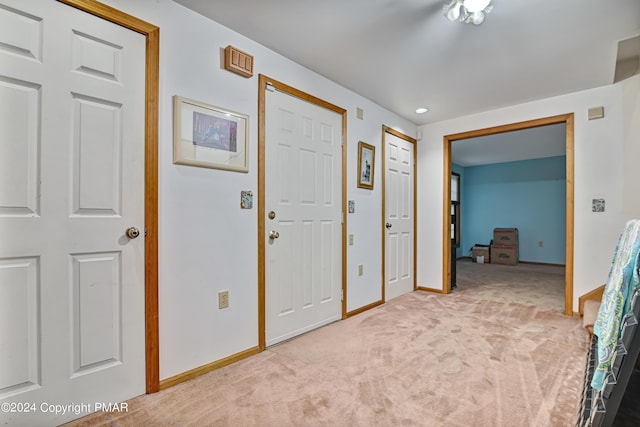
[173,95,249,172]
[357,141,375,190]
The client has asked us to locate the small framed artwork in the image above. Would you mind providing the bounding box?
[173,95,249,172]
[357,141,375,190]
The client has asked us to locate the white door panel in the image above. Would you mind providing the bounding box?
[265,87,342,346]
[384,131,414,300]
[0,1,145,425]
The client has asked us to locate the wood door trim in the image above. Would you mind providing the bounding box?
[257,74,347,350]
[57,0,160,393]
[381,126,418,304]
[442,113,575,316]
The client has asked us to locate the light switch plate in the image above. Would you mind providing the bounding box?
[241,191,253,209]
[592,199,605,212]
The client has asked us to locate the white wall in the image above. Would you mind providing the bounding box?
[418,74,640,312]
[72,0,639,380]
[98,0,416,379]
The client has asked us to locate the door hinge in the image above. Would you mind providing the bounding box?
[266,82,275,92]
[341,212,344,224]
[341,288,344,302]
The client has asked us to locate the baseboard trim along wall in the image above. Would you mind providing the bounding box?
[346,300,384,318]
[459,256,566,268]
[518,260,566,268]
[159,346,261,390]
[416,287,444,294]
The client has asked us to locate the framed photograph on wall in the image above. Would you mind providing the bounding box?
[173,95,249,172]
[357,141,375,190]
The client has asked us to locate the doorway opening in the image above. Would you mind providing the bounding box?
[382,126,417,302]
[57,0,160,392]
[442,114,575,316]
[257,75,348,350]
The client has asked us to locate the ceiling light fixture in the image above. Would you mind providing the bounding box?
[443,0,493,25]
[415,107,429,114]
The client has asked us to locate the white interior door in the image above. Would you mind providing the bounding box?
[0,1,146,425]
[264,85,342,346]
[384,131,415,300]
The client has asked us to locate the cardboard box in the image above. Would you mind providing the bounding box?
[493,228,519,245]
[490,244,518,265]
[472,246,490,263]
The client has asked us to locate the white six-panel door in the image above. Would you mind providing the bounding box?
[0,1,146,425]
[264,86,342,346]
[384,130,415,300]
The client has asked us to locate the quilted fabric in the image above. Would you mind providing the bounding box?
[591,219,640,390]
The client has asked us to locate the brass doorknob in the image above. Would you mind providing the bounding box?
[126,227,140,239]
[269,230,280,240]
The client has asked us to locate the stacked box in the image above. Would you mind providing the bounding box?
[493,228,518,245]
[490,245,518,265]
[491,228,518,265]
[472,246,490,263]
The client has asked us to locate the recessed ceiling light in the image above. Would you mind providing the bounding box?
[415,107,429,114]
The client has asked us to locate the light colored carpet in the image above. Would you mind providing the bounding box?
[456,259,567,314]
[65,260,587,426]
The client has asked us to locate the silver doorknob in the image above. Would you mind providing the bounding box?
[269,230,280,240]
[385,223,392,230]
[126,227,140,239]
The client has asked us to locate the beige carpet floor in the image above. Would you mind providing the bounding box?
[65,260,587,427]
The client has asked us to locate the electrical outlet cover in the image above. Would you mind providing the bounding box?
[218,290,229,309]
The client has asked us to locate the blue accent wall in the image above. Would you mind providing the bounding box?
[458,156,566,264]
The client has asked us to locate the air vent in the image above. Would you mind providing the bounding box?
[224,45,254,78]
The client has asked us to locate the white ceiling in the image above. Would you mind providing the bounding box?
[173,0,638,166]
[173,0,640,127]
[451,123,566,167]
